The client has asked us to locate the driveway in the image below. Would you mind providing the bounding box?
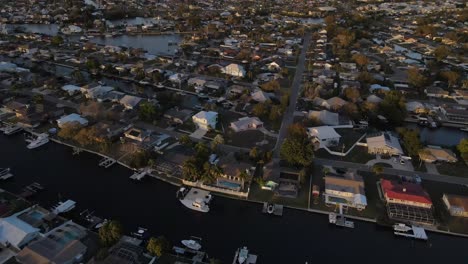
[424,162,439,174]
[366,156,414,171]
[189,128,208,139]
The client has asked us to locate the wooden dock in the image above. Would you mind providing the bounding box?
[99,157,116,168]
[262,203,283,216]
[130,169,149,180]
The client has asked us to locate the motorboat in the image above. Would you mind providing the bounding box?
[233,246,257,264]
[177,187,212,213]
[393,223,412,232]
[0,168,13,180]
[181,239,202,251]
[95,219,108,229]
[3,124,23,135]
[26,133,49,149]
[52,200,76,214]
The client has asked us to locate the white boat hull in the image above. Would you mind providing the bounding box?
[27,138,49,149]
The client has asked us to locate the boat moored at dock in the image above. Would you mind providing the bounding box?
[26,133,49,149]
[393,223,428,240]
[181,238,202,251]
[177,187,212,213]
[52,199,76,214]
[329,213,354,228]
[233,246,257,264]
[3,124,23,135]
[0,168,13,180]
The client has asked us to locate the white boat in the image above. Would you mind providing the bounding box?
[393,223,412,232]
[233,246,257,264]
[3,125,23,135]
[266,204,274,214]
[181,239,202,251]
[52,200,76,214]
[0,168,13,180]
[95,219,108,229]
[177,187,212,213]
[393,224,428,240]
[26,133,49,149]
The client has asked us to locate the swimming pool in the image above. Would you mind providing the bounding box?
[217,180,241,190]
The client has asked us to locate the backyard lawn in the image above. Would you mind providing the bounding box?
[436,160,468,178]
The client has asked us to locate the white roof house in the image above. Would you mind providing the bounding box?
[119,95,143,110]
[192,111,218,130]
[57,113,88,128]
[61,85,81,95]
[222,63,246,78]
[83,85,114,99]
[307,126,341,149]
[230,117,263,132]
[0,209,41,250]
[366,132,403,155]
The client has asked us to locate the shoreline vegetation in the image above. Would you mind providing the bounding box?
[11,130,468,240]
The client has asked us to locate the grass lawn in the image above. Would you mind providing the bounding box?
[248,174,311,209]
[331,128,366,152]
[315,146,375,164]
[436,160,468,178]
[373,162,392,168]
[226,130,276,150]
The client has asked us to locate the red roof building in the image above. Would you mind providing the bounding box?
[381,179,433,209]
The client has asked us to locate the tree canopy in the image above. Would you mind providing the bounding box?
[280,123,314,167]
[98,220,123,246]
[396,127,422,157]
[147,236,170,257]
[379,91,407,125]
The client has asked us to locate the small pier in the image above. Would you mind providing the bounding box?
[99,157,116,168]
[130,169,150,180]
[262,203,283,216]
[72,147,82,155]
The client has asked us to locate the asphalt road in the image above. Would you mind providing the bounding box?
[314,158,468,186]
[273,32,312,158]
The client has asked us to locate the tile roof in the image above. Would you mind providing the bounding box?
[381,179,432,205]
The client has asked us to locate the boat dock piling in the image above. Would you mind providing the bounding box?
[98,157,116,168]
[130,168,151,180]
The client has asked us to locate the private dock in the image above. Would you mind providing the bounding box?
[99,157,116,168]
[130,169,150,180]
[262,203,283,216]
[329,213,355,228]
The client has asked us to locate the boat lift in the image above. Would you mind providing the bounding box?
[99,157,116,168]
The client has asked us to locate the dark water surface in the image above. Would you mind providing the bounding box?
[0,135,467,263]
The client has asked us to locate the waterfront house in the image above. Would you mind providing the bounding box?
[443,194,468,218]
[380,179,432,209]
[192,111,218,130]
[124,127,150,143]
[216,153,251,191]
[230,117,263,132]
[418,146,458,163]
[16,221,87,264]
[92,236,148,264]
[0,207,42,250]
[366,132,403,156]
[56,113,88,128]
[324,169,367,210]
[307,126,341,149]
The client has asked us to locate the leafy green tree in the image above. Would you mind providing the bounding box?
[147,236,170,257]
[372,164,384,175]
[457,138,468,161]
[211,134,224,150]
[182,157,201,181]
[380,91,407,125]
[441,71,460,89]
[249,147,259,161]
[352,53,369,69]
[434,45,450,62]
[138,101,159,122]
[407,67,428,94]
[179,134,192,146]
[51,35,64,46]
[260,80,280,92]
[253,102,269,117]
[396,128,422,157]
[280,123,314,167]
[98,220,123,246]
[58,123,81,140]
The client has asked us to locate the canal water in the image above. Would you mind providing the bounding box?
[405,124,466,146]
[6,24,59,36]
[1,134,467,263]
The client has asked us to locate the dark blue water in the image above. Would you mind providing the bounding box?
[1,134,467,263]
[405,124,466,146]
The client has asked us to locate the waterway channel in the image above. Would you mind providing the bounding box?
[1,134,467,263]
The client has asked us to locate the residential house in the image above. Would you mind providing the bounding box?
[425,87,449,98]
[326,97,348,111]
[216,153,251,191]
[56,113,88,128]
[418,146,458,163]
[81,85,114,100]
[380,179,432,209]
[307,126,341,149]
[251,90,274,103]
[308,110,339,126]
[324,170,367,210]
[119,95,143,110]
[124,127,150,143]
[366,132,403,155]
[443,194,468,218]
[92,236,148,264]
[16,221,87,264]
[0,207,41,250]
[192,111,218,130]
[222,63,245,78]
[230,117,263,132]
[61,85,81,96]
[440,106,468,124]
[187,77,206,89]
[164,108,193,124]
